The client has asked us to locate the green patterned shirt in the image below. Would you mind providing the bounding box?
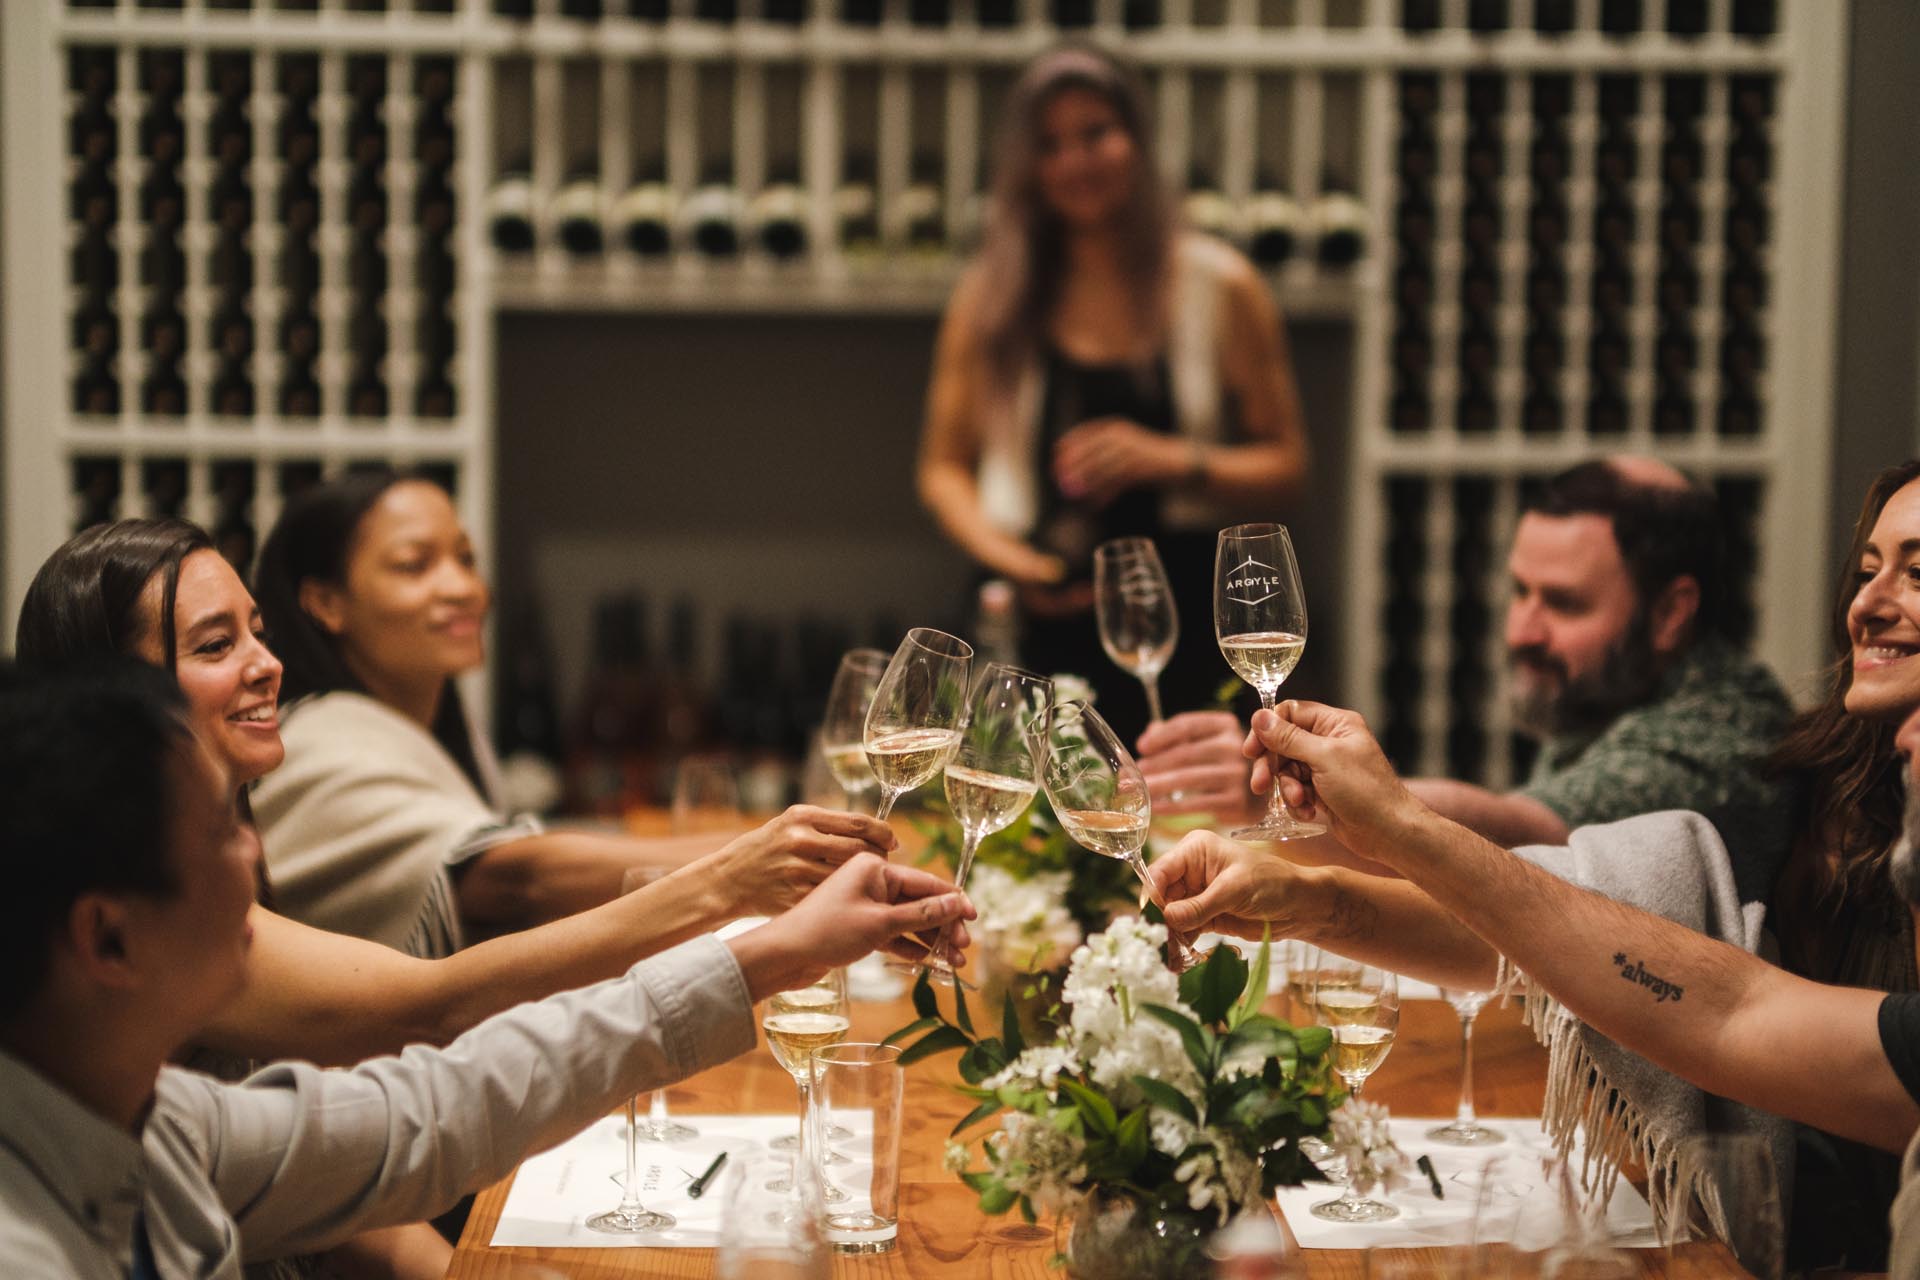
[1520,637,1795,899]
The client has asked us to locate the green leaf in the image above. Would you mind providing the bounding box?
[881,1015,942,1048]
[1292,1024,1332,1057]
[951,1095,1005,1136]
[1130,1074,1200,1125]
[912,969,940,1022]
[1115,1107,1150,1170]
[1059,1080,1119,1137]
[1231,927,1273,1031]
[897,1025,974,1066]
[958,1040,1010,1086]
[960,1171,997,1194]
[1141,1003,1213,1077]
[1188,943,1248,1025]
[1000,990,1027,1059]
[979,1181,1018,1215]
[953,977,976,1037]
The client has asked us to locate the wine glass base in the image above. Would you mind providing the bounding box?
[1426,1120,1506,1147]
[586,1206,675,1233]
[1310,1194,1398,1223]
[635,1119,699,1143]
[1230,815,1328,841]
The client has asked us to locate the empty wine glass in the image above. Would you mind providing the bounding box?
[1214,522,1325,840]
[585,1090,674,1235]
[762,968,851,1190]
[1094,537,1179,725]
[1428,987,1504,1147]
[863,628,973,821]
[819,648,887,808]
[715,1152,829,1279]
[1036,700,1200,973]
[924,663,1051,985]
[1310,963,1400,1224]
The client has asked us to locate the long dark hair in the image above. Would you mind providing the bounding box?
[253,470,484,791]
[969,43,1176,398]
[1766,458,1920,906]
[16,518,216,669]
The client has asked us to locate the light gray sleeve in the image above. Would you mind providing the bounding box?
[185,933,755,1261]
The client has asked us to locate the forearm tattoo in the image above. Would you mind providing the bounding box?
[1613,952,1684,1003]
[1324,884,1380,942]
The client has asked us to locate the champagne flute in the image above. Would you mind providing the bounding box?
[1214,523,1326,840]
[1037,700,1200,973]
[923,663,1052,985]
[585,1090,675,1234]
[820,648,887,808]
[762,969,851,1192]
[1428,988,1504,1147]
[863,628,973,821]
[1310,962,1401,1224]
[1093,537,1179,725]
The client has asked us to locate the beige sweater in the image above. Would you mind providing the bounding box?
[250,691,532,957]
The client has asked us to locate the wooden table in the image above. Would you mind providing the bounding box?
[447,989,1743,1277]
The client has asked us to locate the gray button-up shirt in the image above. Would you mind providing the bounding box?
[0,934,754,1278]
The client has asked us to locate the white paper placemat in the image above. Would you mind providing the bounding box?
[1273,1118,1658,1250]
[489,1112,873,1248]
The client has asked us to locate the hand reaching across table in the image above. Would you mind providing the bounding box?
[1135,710,1257,817]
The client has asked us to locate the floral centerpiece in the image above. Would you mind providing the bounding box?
[889,919,1342,1279]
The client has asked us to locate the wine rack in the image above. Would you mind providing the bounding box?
[4,1,1844,793]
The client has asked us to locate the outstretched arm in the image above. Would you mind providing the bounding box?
[1251,701,1916,1152]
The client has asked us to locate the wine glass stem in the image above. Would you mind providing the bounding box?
[874,788,898,822]
[1141,675,1165,725]
[1455,1012,1478,1126]
[1257,690,1293,825]
[618,1093,643,1214]
[794,1077,815,1183]
[650,1086,672,1134]
[1127,853,1196,965]
[927,830,981,970]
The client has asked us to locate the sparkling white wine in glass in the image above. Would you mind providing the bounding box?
[1036,700,1199,972]
[924,664,1051,984]
[1214,523,1325,840]
[1093,537,1179,724]
[820,648,888,806]
[765,1012,853,1076]
[863,629,973,822]
[1311,962,1400,1225]
[763,971,851,1189]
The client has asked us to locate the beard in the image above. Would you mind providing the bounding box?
[1892,775,1920,909]
[1509,611,1663,740]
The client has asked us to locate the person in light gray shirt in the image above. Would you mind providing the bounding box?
[0,661,974,1279]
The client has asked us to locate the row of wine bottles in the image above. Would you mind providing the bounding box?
[488,173,1367,266]
[494,0,1164,29]
[1404,0,1776,38]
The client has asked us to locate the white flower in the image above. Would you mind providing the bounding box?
[1058,917,1200,1105]
[943,1141,972,1174]
[982,1043,1080,1098]
[1328,1099,1408,1198]
[1049,674,1097,706]
[969,864,1083,974]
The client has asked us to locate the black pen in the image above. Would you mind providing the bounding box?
[686,1151,728,1200]
[1417,1154,1444,1200]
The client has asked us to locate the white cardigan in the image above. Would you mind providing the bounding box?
[250,691,535,957]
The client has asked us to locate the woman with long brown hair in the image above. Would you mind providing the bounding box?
[917,42,1310,739]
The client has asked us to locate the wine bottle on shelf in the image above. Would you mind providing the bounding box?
[895,153,945,252]
[1312,191,1367,267]
[416,372,457,419]
[143,459,189,518]
[280,368,322,418]
[1599,0,1642,36]
[1587,385,1628,435]
[695,0,736,19]
[1666,0,1706,36]
[978,0,1017,24]
[748,178,808,259]
[1123,0,1159,28]
[682,169,743,258]
[1401,0,1441,33]
[1534,0,1573,34]
[909,0,948,23]
[560,0,603,17]
[1050,0,1094,26]
[1467,0,1508,33]
[568,594,659,816]
[835,156,880,254]
[212,361,255,418]
[499,600,564,767]
[763,0,807,22]
[615,178,676,257]
[74,360,121,416]
[653,597,712,765]
[142,367,188,416]
[551,171,607,255]
[1246,190,1303,267]
[841,0,882,23]
[488,169,537,253]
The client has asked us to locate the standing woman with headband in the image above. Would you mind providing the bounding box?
[917,42,1311,741]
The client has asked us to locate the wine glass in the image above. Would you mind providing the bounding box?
[585,1090,675,1234]
[820,648,887,808]
[863,628,973,821]
[923,663,1051,985]
[1094,537,1179,725]
[1310,962,1400,1224]
[1036,700,1200,973]
[1291,946,1362,1166]
[762,968,851,1192]
[1428,987,1504,1147]
[1214,522,1326,840]
[715,1152,829,1279]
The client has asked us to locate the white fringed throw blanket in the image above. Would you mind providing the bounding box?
[1499,810,1794,1240]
